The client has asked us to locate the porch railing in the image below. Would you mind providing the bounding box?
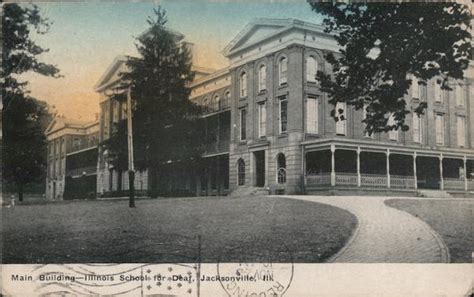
[66,166,97,178]
[305,173,331,187]
[335,172,358,186]
[443,178,465,190]
[391,175,415,189]
[467,179,474,191]
[361,173,387,188]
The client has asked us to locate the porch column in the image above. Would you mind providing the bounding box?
[464,156,468,191]
[330,144,336,187]
[439,154,444,190]
[357,147,361,187]
[386,149,391,188]
[413,152,418,190]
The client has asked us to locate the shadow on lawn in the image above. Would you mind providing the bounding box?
[2,196,357,264]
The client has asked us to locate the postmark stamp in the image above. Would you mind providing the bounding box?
[216,242,294,297]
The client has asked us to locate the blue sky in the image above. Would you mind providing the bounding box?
[23,1,323,121]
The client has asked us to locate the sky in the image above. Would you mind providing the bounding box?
[19,1,324,121]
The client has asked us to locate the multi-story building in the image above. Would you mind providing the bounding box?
[45,118,99,200]
[95,18,474,197]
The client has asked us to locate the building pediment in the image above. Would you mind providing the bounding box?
[222,19,292,57]
[45,118,65,135]
[222,18,331,58]
[94,56,129,93]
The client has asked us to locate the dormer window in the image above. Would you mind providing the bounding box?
[279,56,287,85]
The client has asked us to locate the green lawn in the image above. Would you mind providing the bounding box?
[2,196,357,263]
[385,199,474,263]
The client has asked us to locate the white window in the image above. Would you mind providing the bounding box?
[362,104,374,138]
[61,138,65,153]
[240,72,247,98]
[306,96,319,134]
[258,102,266,138]
[434,82,442,103]
[306,56,318,83]
[240,108,247,141]
[435,114,444,146]
[258,64,266,92]
[455,84,464,107]
[213,94,220,110]
[112,100,120,123]
[73,137,81,148]
[457,116,466,147]
[411,76,420,99]
[279,57,288,85]
[335,102,346,136]
[279,97,288,134]
[388,113,398,141]
[413,114,423,143]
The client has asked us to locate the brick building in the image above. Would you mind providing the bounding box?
[95,18,474,197]
[45,118,99,200]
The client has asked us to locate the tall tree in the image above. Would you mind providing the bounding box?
[309,2,472,134]
[2,4,60,201]
[103,7,204,196]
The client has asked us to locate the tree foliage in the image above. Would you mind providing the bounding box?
[309,2,472,134]
[2,4,60,200]
[102,8,204,180]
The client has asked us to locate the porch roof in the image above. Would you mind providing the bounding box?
[302,138,474,159]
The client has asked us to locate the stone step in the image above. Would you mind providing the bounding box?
[230,187,269,197]
[417,190,452,198]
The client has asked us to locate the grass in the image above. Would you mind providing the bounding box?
[2,196,357,264]
[385,199,474,263]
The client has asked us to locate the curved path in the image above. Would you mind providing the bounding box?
[282,196,449,263]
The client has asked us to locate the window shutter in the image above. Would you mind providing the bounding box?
[435,114,444,145]
[413,115,421,143]
[434,82,441,102]
[335,102,346,135]
[412,76,419,99]
[388,114,398,141]
[457,116,466,147]
[306,57,317,82]
[306,97,318,133]
[456,84,464,106]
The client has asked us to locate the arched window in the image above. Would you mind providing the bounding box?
[237,158,245,186]
[279,56,288,85]
[240,72,247,98]
[258,64,266,91]
[277,153,286,184]
[202,97,209,111]
[213,94,220,110]
[306,56,318,82]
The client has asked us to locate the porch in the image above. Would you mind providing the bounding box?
[304,144,474,193]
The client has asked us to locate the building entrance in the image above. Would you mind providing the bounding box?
[254,150,265,187]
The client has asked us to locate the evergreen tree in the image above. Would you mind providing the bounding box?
[103,7,204,195]
[2,4,60,201]
[309,2,472,134]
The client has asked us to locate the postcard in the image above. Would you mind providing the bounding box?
[1,1,473,296]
